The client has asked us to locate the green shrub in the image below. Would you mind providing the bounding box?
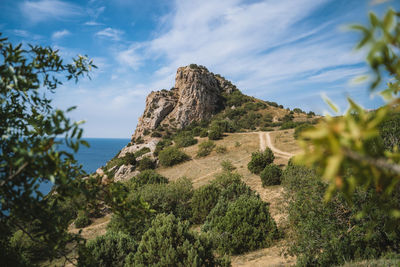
[154,138,172,156]
[191,183,221,224]
[158,146,190,167]
[260,164,282,186]
[280,121,298,129]
[174,132,197,147]
[199,129,208,137]
[132,214,229,267]
[107,210,153,241]
[247,148,275,174]
[134,147,151,158]
[150,131,162,138]
[191,172,254,224]
[208,126,223,140]
[216,145,227,154]
[137,156,155,171]
[129,170,168,187]
[221,160,236,172]
[282,164,400,266]
[75,211,91,228]
[78,232,137,267]
[197,140,216,157]
[202,195,278,255]
[136,177,193,221]
[293,108,303,113]
[234,141,241,147]
[294,123,313,139]
[191,126,203,136]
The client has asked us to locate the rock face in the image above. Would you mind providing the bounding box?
[132,65,237,141]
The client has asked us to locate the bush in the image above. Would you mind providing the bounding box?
[294,123,313,139]
[129,170,168,187]
[199,129,208,137]
[75,211,91,228]
[78,232,137,267]
[153,138,172,156]
[158,146,190,167]
[216,145,227,154]
[134,147,150,158]
[191,183,221,224]
[150,131,162,138]
[191,172,254,224]
[221,160,236,172]
[260,164,282,186]
[247,148,275,174]
[202,195,278,254]
[208,126,223,140]
[136,177,193,221]
[279,121,298,129]
[131,214,229,266]
[137,156,155,171]
[282,164,400,266]
[197,140,215,157]
[174,132,197,147]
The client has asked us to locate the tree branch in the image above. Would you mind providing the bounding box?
[1,162,28,187]
[344,148,400,175]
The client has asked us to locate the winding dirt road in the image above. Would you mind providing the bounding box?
[259,132,294,159]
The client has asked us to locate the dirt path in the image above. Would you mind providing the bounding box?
[265,132,294,159]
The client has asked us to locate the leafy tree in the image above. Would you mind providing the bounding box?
[0,34,96,263]
[0,35,150,264]
[298,9,400,217]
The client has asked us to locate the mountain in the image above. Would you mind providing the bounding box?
[132,64,238,141]
[101,64,316,182]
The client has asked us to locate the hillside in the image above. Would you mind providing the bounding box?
[100,64,317,183]
[68,65,318,266]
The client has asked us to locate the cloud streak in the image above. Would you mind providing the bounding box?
[95,27,124,41]
[20,0,83,23]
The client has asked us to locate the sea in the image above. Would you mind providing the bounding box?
[39,138,130,194]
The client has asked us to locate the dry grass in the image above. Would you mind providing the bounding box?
[269,129,301,155]
[157,133,259,188]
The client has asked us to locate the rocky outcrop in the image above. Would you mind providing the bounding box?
[132,65,237,141]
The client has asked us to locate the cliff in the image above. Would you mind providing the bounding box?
[132,64,237,141]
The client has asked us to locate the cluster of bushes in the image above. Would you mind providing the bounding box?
[158,146,190,167]
[80,168,279,265]
[282,163,400,266]
[247,148,275,174]
[248,148,282,186]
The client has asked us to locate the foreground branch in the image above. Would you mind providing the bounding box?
[344,148,400,176]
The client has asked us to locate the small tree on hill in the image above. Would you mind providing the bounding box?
[247,148,275,174]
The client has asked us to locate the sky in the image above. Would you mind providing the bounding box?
[1,0,399,138]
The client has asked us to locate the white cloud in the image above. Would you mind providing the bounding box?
[20,0,83,23]
[13,29,43,40]
[95,27,124,41]
[84,21,104,26]
[51,29,70,39]
[116,44,144,70]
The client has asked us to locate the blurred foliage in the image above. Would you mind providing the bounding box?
[298,9,400,217]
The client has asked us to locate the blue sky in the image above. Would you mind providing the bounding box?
[1,0,399,138]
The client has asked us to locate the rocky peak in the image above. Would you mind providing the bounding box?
[132,64,237,141]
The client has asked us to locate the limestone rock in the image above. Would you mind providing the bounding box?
[113,164,137,182]
[132,65,237,141]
